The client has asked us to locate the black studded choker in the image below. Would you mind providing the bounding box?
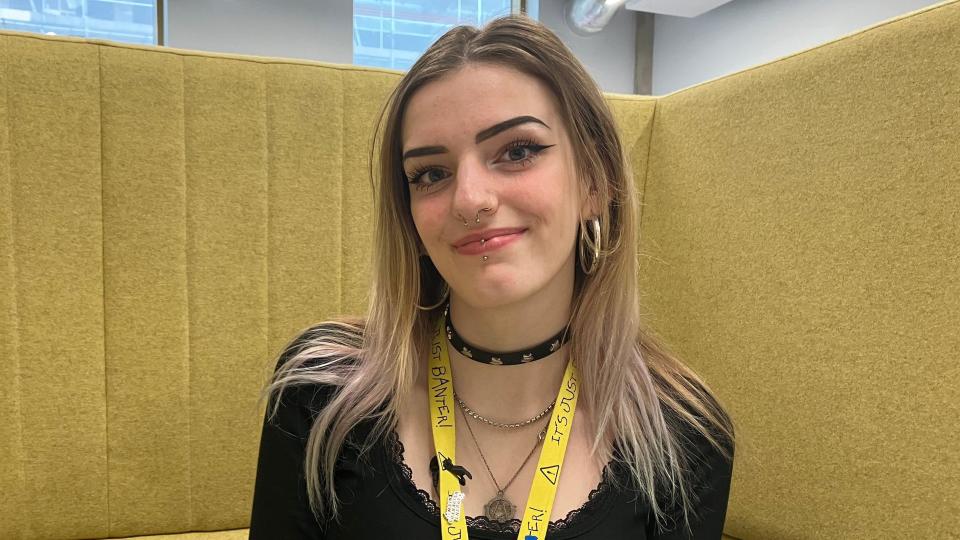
[443,302,571,366]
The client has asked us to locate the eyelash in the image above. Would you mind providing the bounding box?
[405,137,552,191]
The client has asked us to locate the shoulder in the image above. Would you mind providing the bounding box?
[666,393,734,458]
[268,319,365,414]
[662,396,735,506]
[662,375,735,454]
[274,319,365,370]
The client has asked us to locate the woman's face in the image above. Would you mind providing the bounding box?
[401,62,593,308]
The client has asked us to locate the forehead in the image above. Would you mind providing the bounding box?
[402,63,559,144]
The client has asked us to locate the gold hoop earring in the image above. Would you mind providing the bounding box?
[578,216,602,275]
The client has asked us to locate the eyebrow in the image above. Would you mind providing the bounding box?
[402,115,550,162]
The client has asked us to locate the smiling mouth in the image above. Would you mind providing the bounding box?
[455,230,526,255]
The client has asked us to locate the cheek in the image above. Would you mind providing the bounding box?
[525,174,582,254]
[510,165,576,223]
[410,199,447,245]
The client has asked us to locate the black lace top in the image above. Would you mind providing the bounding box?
[384,427,619,537]
[248,374,735,539]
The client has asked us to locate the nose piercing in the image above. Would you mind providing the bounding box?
[462,208,492,227]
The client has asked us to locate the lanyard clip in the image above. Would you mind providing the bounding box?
[438,456,472,486]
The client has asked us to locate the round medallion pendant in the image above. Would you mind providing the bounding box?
[484,490,516,522]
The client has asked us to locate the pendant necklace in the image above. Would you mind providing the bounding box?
[428,312,581,540]
[459,406,549,522]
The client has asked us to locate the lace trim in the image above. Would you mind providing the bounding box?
[384,428,616,534]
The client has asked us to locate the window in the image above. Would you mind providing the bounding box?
[354,0,539,71]
[0,0,161,46]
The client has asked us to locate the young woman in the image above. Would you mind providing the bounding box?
[250,14,736,540]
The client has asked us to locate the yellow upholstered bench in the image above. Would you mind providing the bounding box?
[1,0,958,537]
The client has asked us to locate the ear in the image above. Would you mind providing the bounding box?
[579,182,602,219]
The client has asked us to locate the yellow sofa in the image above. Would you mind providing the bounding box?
[1,1,958,538]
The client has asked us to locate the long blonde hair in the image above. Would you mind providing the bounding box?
[259,13,736,536]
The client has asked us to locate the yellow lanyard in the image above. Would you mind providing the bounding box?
[428,312,579,540]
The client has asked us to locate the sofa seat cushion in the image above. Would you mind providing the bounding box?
[106,529,249,540]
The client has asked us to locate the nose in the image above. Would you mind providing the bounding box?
[450,156,498,226]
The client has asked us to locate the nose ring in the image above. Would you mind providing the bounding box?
[462,208,492,227]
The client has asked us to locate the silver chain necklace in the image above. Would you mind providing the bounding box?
[460,407,549,522]
[453,391,554,429]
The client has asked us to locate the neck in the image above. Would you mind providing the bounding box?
[445,292,572,420]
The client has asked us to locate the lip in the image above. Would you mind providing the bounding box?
[453,228,527,255]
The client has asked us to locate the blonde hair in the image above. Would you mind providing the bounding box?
[258,13,736,537]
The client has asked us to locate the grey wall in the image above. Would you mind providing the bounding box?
[164,0,638,94]
[538,0,639,94]
[651,0,944,95]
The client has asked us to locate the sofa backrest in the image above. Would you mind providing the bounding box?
[1,1,958,538]
[637,1,960,537]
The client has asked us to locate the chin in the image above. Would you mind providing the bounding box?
[458,281,543,310]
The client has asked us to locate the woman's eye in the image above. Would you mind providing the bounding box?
[405,139,553,192]
[506,146,532,161]
[406,167,448,190]
[500,139,553,166]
